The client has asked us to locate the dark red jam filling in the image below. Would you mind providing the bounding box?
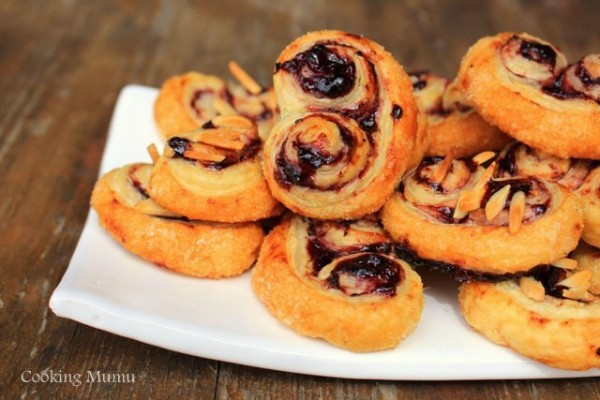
[528,265,568,298]
[542,60,600,104]
[275,44,356,99]
[413,156,478,194]
[391,104,403,119]
[167,136,261,170]
[481,178,550,218]
[408,70,429,91]
[274,117,356,189]
[190,88,232,116]
[278,42,381,134]
[306,220,393,274]
[518,38,557,67]
[325,253,402,296]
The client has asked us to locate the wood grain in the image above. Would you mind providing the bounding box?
[1,0,599,398]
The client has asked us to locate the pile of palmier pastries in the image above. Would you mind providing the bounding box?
[91,30,600,370]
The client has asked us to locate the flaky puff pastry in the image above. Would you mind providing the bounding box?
[91,163,264,278]
[457,32,600,159]
[459,258,600,370]
[494,142,599,246]
[409,71,510,158]
[381,153,583,274]
[577,166,600,247]
[252,215,423,352]
[263,30,420,220]
[154,65,278,141]
[495,141,595,191]
[148,116,282,223]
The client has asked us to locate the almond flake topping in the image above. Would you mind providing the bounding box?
[519,276,546,301]
[431,151,454,184]
[485,184,511,221]
[472,151,496,165]
[229,61,263,95]
[509,191,525,233]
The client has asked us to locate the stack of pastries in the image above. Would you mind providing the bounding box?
[91,30,600,369]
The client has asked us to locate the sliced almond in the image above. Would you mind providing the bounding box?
[562,288,594,302]
[213,98,238,116]
[472,151,496,165]
[557,269,592,291]
[184,146,226,162]
[454,188,485,217]
[195,131,245,150]
[212,115,254,129]
[431,151,454,184]
[551,258,578,271]
[228,61,263,95]
[485,184,511,221]
[519,276,546,301]
[134,199,180,217]
[474,162,496,190]
[509,191,525,234]
[317,264,334,280]
[146,143,160,164]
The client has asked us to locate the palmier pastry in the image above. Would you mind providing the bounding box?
[409,71,510,158]
[495,142,599,246]
[251,215,424,352]
[495,141,595,191]
[148,115,282,223]
[91,163,264,278]
[577,165,600,247]
[457,32,600,159]
[459,256,600,370]
[262,30,420,220]
[381,153,583,275]
[154,62,278,141]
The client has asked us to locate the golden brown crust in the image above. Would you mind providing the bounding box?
[148,119,282,223]
[263,30,420,220]
[91,164,264,278]
[459,280,600,370]
[577,166,600,247]
[426,111,511,158]
[381,157,584,274]
[251,216,424,352]
[457,32,600,159]
[154,72,225,140]
[154,71,278,141]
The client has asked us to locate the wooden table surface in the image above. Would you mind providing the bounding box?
[2,0,599,398]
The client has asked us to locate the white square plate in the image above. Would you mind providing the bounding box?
[50,85,600,380]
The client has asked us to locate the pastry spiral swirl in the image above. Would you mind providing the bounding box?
[409,71,510,158]
[148,116,282,223]
[154,69,278,141]
[495,141,595,191]
[263,30,420,220]
[459,257,600,370]
[495,141,599,247]
[251,215,423,352]
[457,32,600,159]
[91,163,265,278]
[381,154,583,274]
